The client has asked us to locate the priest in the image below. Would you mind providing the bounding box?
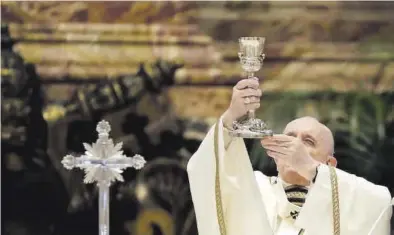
[187,78,393,235]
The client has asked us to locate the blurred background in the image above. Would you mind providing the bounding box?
[1,1,394,235]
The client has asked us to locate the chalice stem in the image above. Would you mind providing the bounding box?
[99,183,110,235]
[247,71,256,119]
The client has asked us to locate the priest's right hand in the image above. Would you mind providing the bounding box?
[223,78,262,128]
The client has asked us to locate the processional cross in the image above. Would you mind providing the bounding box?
[61,120,146,235]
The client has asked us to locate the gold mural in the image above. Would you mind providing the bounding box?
[2,1,394,119]
[1,1,196,24]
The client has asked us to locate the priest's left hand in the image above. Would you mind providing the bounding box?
[261,134,320,181]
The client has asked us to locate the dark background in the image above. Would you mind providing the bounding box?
[1,1,394,235]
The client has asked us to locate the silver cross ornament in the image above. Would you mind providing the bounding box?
[61,120,146,235]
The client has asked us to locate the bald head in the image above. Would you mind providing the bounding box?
[284,116,335,159]
[273,116,336,185]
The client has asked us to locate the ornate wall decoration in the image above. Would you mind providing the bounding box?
[2,1,393,120]
[1,2,197,24]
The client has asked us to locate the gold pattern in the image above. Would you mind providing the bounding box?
[87,2,106,23]
[330,166,340,235]
[285,191,308,199]
[127,208,174,235]
[214,121,227,235]
[2,2,87,22]
[285,187,308,208]
[1,2,196,24]
[117,2,160,23]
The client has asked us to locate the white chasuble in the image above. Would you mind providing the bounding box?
[187,117,393,235]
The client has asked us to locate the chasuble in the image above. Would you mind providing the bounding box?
[187,118,392,235]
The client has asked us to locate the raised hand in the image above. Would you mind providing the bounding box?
[261,134,320,181]
[223,78,262,128]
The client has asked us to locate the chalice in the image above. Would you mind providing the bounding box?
[229,37,273,138]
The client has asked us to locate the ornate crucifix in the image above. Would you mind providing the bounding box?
[61,120,146,235]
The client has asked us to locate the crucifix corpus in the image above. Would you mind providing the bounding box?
[61,120,146,235]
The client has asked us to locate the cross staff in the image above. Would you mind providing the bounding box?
[61,120,146,235]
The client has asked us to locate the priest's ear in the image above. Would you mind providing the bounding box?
[326,156,337,167]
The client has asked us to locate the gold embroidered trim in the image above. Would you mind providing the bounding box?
[285,191,308,199]
[329,166,340,235]
[214,122,227,235]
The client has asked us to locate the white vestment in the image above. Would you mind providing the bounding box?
[187,118,393,235]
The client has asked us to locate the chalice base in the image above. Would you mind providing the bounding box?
[229,117,273,138]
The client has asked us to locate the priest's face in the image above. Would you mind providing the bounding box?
[278,116,337,185]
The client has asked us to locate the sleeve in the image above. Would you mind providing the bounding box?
[295,164,393,235]
[222,125,234,150]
